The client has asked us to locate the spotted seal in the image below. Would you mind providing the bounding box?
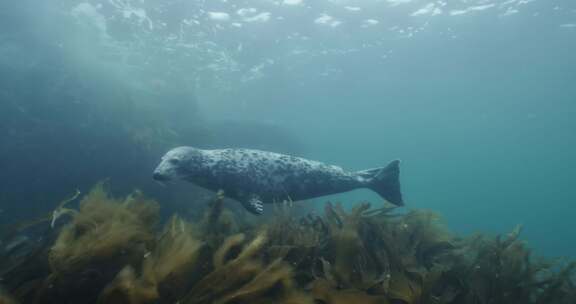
[153,146,403,215]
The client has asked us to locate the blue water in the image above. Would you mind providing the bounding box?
[1,0,575,257]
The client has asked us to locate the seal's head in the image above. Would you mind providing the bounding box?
[153,146,203,182]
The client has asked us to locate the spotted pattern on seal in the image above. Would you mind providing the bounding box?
[154,146,403,215]
[187,148,362,204]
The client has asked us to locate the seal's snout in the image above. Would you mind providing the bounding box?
[153,172,169,181]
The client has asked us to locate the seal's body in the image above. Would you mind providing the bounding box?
[153,146,403,214]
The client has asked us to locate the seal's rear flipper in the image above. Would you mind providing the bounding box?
[358,160,403,206]
[241,196,264,215]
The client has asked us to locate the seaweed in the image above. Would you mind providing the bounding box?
[181,231,268,303]
[322,202,379,289]
[214,259,313,304]
[198,190,241,249]
[446,225,576,304]
[48,184,158,275]
[97,266,158,304]
[35,183,159,303]
[304,203,464,304]
[144,216,201,282]
[97,214,204,304]
[311,278,390,304]
[141,215,204,301]
[371,209,457,304]
[1,183,575,304]
[265,202,326,285]
[0,191,83,303]
[0,287,18,304]
[184,230,313,304]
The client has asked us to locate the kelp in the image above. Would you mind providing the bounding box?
[182,230,314,304]
[97,215,204,304]
[321,202,380,289]
[368,208,457,304]
[0,190,82,279]
[97,266,158,304]
[182,231,268,303]
[311,278,390,304]
[49,183,158,275]
[34,183,159,303]
[198,190,241,248]
[1,184,575,304]
[265,202,326,285]
[446,225,576,304]
[0,287,18,304]
[0,191,83,304]
[0,190,81,243]
[213,259,313,304]
[307,202,450,303]
[98,207,311,304]
[141,215,202,289]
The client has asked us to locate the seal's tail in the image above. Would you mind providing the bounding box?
[357,160,403,206]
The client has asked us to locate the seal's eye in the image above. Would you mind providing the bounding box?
[169,158,180,165]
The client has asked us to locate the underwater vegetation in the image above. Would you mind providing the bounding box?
[1,184,575,304]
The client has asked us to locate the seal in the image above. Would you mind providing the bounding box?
[153,146,403,215]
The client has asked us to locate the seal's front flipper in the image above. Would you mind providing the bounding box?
[241,196,264,215]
